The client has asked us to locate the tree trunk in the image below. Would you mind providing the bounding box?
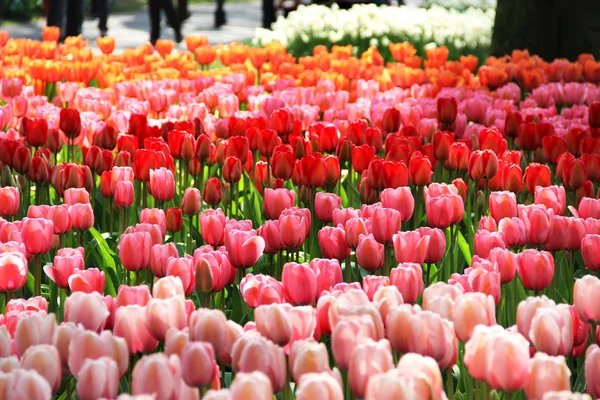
[491,0,600,61]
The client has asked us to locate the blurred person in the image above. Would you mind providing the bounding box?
[47,0,84,38]
[148,0,182,45]
[215,0,226,28]
[178,0,190,24]
[91,0,110,36]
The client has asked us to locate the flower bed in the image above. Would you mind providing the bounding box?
[253,4,495,61]
[1,29,600,400]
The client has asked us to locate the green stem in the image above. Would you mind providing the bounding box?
[384,245,392,278]
[447,370,454,400]
[345,256,352,283]
[33,254,42,297]
[187,215,194,254]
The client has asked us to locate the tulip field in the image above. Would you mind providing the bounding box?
[2,27,600,400]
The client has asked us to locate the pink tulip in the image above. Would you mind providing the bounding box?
[149,167,175,202]
[574,275,600,323]
[20,344,62,393]
[0,187,20,217]
[452,292,496,342]
[200,209,227,246]
[132,354,181,399]
[118,232,152,271]
[282,262,318,305]
[14,312,56,357]
[487,247,517,284]
[489,191,518,222]
[578,197,600,219]
[517,250,554,291]
[150,243,179,278]
[145,297,187,341]
[362,275,390,301]
[331,316,378,371]
[231,334,287,393]
[264,188,295,220]
[586,344,600,398]
[68,268,105,293]
[497,217,527,248]
[348,339,394,398]
[355,234,384,271]
[318,226,351,261]
[229,372,273,400]
[582,234,600,271]
[474,230,506,258]
[116,285,151,307]
[64,188,90,205]
[392,231,430,264]
[380,187,414,221]
[181,342,217,387]
[0,251,28,293]
[225,229,265,269]
[295,372,343,400]
[310,258,343,296]
[1,369,52,400]
[255,304,293,346]
[372,207,401,245]
[315,193,342,223]
[416,227,446,263]
[165,256,195,296]
[525,353,572,400]
[519,204,553,245]
[529,303,573,356]
[113,305,158,354]
[196,250,235,292]
[344,217,370,249]
[21,218,54,255]
[422,282,463,321]
[535,186,566,216]
[76,357,120,400]
[66,329,129,378]
[390,263,424,304]
[240,274,285,308]
[140,208,166,236]
[332,208,361,228]
[189,309,228,357]
[68,203,94,230]
[64,291,109,332]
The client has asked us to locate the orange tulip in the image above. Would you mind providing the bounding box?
[424,46,449,69]
[42,26,60,42]
[389,42,416,63]
[97,36,116,55]
[184,35,209,52]
[154,39,175,57]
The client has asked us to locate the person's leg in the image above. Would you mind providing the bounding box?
[178,0,190,22]
[215,0,226,28]
[262,0,274,29]
[47,0,65,29]
[161,0,182,42]
[65,0,84,37]
[148,0,161,44]
[98,0,109,35]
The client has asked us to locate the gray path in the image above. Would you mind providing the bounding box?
[1,1,261,50]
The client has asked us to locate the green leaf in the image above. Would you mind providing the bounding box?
[457,230,472,266]
[25,272,34,296]
[86,227,120,297]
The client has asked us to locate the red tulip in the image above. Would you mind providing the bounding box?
[437,96,458,125]
[433,130,454,161]
[408,153,433,186]
[165,207,183,233]
[352,144,376,174]
[469,149,498,181]
[204,177,223,206]
[299,154,327,188]
[446,142,470,171]
[524,163,552,194]
[60,108,81,139]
